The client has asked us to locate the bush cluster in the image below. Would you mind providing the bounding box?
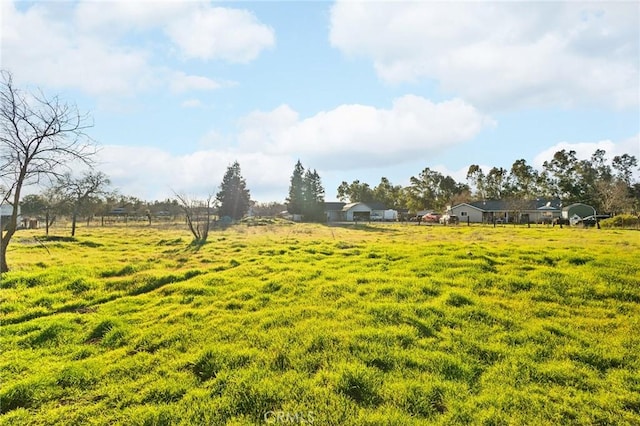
[600,214,639,228]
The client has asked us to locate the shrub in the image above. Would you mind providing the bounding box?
[600,214,639,228]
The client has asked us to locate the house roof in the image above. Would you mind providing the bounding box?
[342,202,361,211]
[366,201,387,210]
[341,201,387,211]
[469,200,505,211]
[459,198,562,212]
[450,203,485,212]
[324,202,346,211]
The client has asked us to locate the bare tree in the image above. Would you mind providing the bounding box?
[0,70,96,272]
[54,171,110,237]
[596,180,632,215]
[174,192,215,244]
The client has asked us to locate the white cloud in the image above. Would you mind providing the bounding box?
[74,1,275,62]
[1,0,273,96]
[170,72,221,93]
[1,2,152,95]
[74,0,187,34]
[97,145,293,202]
[94,132,638,203]
[237,95,495,170]
[181,99,204,109]
[533,134,640,169]
[165,6,275,62]
[330,1,639,109]
[95,95,493,201]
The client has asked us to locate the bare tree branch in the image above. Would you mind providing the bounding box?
[173,190,216,243]
[1,69,97,272]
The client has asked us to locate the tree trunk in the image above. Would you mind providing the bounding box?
[1,209,18,273]
[1,236,9,273]
[1,179,23,273]
[71,210,78,237]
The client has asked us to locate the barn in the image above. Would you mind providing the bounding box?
[308,202,401,222]
[562,203,596,220]
[342,202,375,221]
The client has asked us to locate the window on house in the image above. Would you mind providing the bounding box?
[461,211,467,216]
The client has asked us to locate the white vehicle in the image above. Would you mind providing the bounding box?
[382,209,398,221]
[439,214,459,225]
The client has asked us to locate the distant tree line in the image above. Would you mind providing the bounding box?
[337,150,639,215]
[337,170,470,214]
[20,161,253,242]
[19,149,638,235]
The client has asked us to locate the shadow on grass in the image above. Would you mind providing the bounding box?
[185,238,209,253]
[325,223,402,234]
[2,295,119,325]
[129,270,205,296]
[34,235,77,243]
[29,236,102,248]
[6,270,206,325]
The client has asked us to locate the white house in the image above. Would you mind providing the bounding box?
[448,203,484,223]
[448,199,562,224]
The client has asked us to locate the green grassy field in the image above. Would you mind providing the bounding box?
[1,222,639,425]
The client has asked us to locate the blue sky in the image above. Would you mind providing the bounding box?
[3,0,639,202]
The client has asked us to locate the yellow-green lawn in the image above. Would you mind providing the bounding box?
[1,222,639,425]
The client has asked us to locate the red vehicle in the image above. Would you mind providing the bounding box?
[421,212,441,223]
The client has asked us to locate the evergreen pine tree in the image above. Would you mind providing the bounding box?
[216,161,251,220]
[302,168,325,222]
[286,160,305,215]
